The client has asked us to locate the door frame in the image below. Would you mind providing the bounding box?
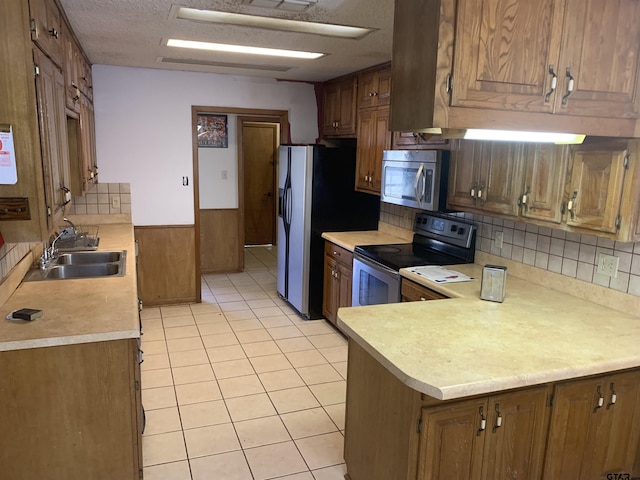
[238,117,280,247]
[191,106,289,298]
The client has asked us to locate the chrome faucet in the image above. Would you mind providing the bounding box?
[40,231,65,270]
[63,217,77,234]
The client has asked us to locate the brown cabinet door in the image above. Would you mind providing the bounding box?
[358,69,391,109]
[370,107,391,193]
[62,25,81,113]
[393,131,448,150]
[565,147,627,234]
[336,261,353,312]
[478,142,525,217]
[322,82,340,137]
[322,254,339,324]
[451,0,563,113]
[355,109,375,192]
[521,144,569,223]
[481,386,550,480]
[29,0,63,67]
[417,399,486,480]
[447,140,483,210]
[401,279,447,302]
[337,76,357,136]
[556,0,640,118]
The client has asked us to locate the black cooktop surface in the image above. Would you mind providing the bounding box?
[355,243,468,271]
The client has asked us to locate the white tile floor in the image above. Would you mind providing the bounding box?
[141,246,348,480]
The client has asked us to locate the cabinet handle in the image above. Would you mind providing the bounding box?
[594,385,605,412]
[420,296,426,301]
[518,187,530,210]
[607,382,617,409]
[445,73,453,94]
[493,403,502,431]
[48,27,59,39]
[477,184,484,201]
[567,191,577,220]
[544,65,558,103]
[561,67,575,105]
[470,183,477,198]
[477,406,486,436]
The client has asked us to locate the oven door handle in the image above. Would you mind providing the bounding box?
[354,253,401,278]
[414,164,424,204]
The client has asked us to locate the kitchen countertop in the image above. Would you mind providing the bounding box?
[0,223,139,352]
[321,229,412,252]
[337,263,640,401]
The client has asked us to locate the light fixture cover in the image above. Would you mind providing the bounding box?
[462,129,586,144]
[167,38,324,59]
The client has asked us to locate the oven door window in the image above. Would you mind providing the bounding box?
[357,269,391,306]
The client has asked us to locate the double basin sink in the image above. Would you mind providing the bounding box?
[25,250,127,281]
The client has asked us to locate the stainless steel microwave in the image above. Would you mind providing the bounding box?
[380,150,449,211]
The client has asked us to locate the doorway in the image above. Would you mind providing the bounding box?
[239,118,279,246]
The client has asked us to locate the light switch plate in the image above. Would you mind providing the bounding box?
[111,196,120,209]
[597,253,619,278]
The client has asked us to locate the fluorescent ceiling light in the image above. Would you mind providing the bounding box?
[244,0,317,11]
[167,38,324,59]
[176,6,374,39]
[463,129,585,144]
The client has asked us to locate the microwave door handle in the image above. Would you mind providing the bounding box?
[422,167,428,203]
[414,164,424,203]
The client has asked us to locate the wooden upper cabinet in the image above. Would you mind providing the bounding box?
[358,68,391,109]
[62,24,81,113]
[355,107,391,194]
[565,146,628,234]
[29,0,63,66]
[452,0,562,114]
[392,131,448,150]
[322,76,357,137]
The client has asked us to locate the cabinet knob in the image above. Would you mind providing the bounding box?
[48,27,59,39]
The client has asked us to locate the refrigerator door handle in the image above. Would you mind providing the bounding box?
[278,188,285,218]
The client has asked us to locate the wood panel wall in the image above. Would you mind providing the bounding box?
[135,225,198,306]
[200,209,242,273]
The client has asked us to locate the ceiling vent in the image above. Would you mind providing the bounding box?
[157,57,292,72]
[242,0,318,12]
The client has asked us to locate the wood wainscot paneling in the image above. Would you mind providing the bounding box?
[135,225,197,306]
[200,208,241,274]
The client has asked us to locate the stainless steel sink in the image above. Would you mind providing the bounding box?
[23,250,126,281]
[55,251,122,265]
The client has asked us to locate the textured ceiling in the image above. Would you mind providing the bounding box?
[58,0,395,81]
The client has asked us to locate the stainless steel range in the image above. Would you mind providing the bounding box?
[352,213,477,306]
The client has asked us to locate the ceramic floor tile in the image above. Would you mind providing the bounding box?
[258,369,305,391]
[143,406,182,436]
[169,349,209,368]
[190,303,221,315]
[311,464,348,480]
[171,364,215,385]
[267,325,304,340]
[276,337,316,353]
[219,301,251,312]
[317,346,348,363]
[142,340,168,355]
[142,431,187,466]
[175,380,222,405]
[259,315,294,328]
[142,368,173,389]
[229,276,258,286]
[162,315,196,328]
[141,307,162,320]
[296,364,342,385]
[190,451,253,480]
[141,328,165,342]
[278,473,314,480]
[281,407,338,439]
[295,432,345,470]
[323,404,345,431]
[143,460,191,480]
[218,374,265,398]
[141,318,164,330]
[212,358,255,379]
[224,309,258,321]
[230,319,265,332]
[143,386,177,410]
[307,334,347,349]
[179,399,231,429]
[202,332,239,348]
[309,381,346,406]
[252,306,286,318]
[235,284,265,294]
[235,328,272,344]
[142,352,170,371]
[268,386,320,414]
[198,322,233,336]
[184,423,240,458]
[242,340,282,358]
[244,441,308,480]
[285,350,329,368]
[215,293,245,303]
[166,336,204,353]
[240,291,270,301]
[234,415,292,448]
[160,305,193,318]
[249,353,293,373]
[209,286,239,295]
[331,362,348,379]
[224,392,277,422]
[207,345,247,363]
[296,322,335,337]
[164,325,200,340]
[246,298,277,309]
[194,311,227,324]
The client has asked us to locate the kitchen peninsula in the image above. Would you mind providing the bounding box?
[338,261,640,480]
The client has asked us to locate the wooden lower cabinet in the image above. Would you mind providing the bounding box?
[322,241,353,326]
[344,340,640,480]
[401,278,447,301]
[0,339,142,480]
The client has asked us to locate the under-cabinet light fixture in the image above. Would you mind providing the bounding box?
[175,6,374,39]
[462,129,585,144]
[166,39,325,59]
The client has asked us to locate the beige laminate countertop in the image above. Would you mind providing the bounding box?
[0,223,139,352]
[321,230,412,252]
[337,263,640,401]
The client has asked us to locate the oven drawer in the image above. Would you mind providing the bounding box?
[325,242,353,267]
[401,278,448,302]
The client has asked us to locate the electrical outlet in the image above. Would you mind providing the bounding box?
[597,253,619,278]
[111,196,120,209]
[494,231,504,249]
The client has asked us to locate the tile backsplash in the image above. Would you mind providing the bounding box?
[66,183,132,215]
[0,242,37,282]
[380,202,640,297]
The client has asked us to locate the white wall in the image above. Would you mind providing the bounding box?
[199,114,238,209]
[92,65,318,225]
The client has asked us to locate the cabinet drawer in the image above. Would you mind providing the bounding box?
[324,242,353,267]
[401,279,447,302]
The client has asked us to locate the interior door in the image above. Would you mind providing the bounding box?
[242,121,278,245]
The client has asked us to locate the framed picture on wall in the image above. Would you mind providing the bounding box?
[197,114,228,148]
